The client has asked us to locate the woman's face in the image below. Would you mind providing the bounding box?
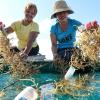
[56,11,68,22]
[25,8,35,22]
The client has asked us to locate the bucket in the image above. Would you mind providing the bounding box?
[64,66,76,80]
[14,86,38,100]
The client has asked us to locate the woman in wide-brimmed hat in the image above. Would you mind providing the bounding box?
[50,0,82,62]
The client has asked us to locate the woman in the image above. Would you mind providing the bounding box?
[4,3,39,58]
[50,0,82,63]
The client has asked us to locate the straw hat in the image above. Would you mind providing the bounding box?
[51,0,74,19]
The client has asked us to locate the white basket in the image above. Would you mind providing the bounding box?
[25,54,46,62]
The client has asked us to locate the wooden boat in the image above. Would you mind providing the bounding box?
[0,54,100,75]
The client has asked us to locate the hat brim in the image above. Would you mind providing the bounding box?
[51,9,74,19]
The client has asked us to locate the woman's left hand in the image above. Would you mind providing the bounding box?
[19,51,28,59]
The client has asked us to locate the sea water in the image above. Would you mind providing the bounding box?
[0,71,100,100]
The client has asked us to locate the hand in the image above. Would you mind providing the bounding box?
[0,21,5,30]
[53,53,58,60]
[19,51,28,59]
[86,22,92,30]
[91,21,99,28]
[86,21,99,30]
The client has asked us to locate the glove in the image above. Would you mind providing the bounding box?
[91,21,99,28]
[86,21,99,30]
[0,21,5,30]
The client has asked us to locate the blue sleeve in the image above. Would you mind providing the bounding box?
[73,19,82,26]
[71,19,82,31]
[50,25,56,36]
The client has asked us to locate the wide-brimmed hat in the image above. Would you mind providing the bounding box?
[51,0,74,19]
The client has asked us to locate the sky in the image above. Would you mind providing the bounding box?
[0,0,100,60]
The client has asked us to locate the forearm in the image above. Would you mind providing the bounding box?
[23,40,33,55]
[23,32,38,55]
[50,34,58,58]
[51,44,58,56]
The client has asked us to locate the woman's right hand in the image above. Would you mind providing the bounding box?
[0,21,5,30]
